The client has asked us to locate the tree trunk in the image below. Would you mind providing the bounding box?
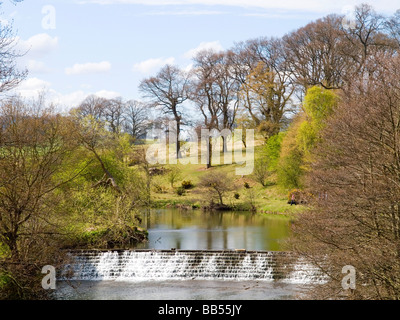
[218,191,224,205]
[207,136,212,169]
[222,135,227,153]
[176,119,181,159]
[91,148,121,193]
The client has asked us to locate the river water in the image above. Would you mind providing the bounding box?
[55,209,307,300]
[136,209,292,251]
[55,280,307,300]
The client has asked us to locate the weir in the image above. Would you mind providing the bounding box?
[62,249,326,284]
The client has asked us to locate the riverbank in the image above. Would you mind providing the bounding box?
[150,171,305,216]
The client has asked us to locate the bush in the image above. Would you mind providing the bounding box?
[181,180,194,189]
[265,133,285,171]
[176,186,186,196]
[234,192,240,199]
[287,189,311,205]
[253,158,271,187]
[167,166,182,187]
[153,182,167,194]
[244,182,250,189]
[278,148,304,190]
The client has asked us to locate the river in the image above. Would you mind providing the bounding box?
[136,209,292,251]
[55,209,309,300]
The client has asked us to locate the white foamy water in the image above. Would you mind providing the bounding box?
[61,250,327,284]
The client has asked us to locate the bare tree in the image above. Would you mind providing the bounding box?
[190,49,223,168]
[213,50,240,151]
[385,9,400,48]
[123,100,149,142]
[0,19,27,94]
[198,171,233,207]
[340,4,395,79]
[74,95,108,121]
[104,97,125,136]
[231,37,295,138]
[139,65,190,159]
[290,55,400,300]
[283,15,351,91]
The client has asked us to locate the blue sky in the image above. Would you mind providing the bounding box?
[0,0,398,111]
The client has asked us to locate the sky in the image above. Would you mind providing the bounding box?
[0,0,399,111]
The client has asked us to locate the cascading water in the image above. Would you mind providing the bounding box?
[61,250,327,284]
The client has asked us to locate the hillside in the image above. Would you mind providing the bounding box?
[134,139,305,216]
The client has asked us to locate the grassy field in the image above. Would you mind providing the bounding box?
[137,138,306,216]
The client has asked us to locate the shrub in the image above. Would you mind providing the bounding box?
[176,186,186,196]
[253,158,271,187]
[153,182,167,194]
[234,192,240,199]
[181,180,194,189]
[244,182,250,189]
[167,166,182,187]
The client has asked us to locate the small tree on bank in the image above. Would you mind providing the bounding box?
[198,171,233,206]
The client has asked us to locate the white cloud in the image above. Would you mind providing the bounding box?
[51,90,88,109]
[17,33,58,59]
[26,60,51,74]
[76,0,400,14]
[94,90,121,99]
[143,10,227,16]
[15,34,58,75]
[12,77,52,101]
[12,77,121,111]
[184,63,194,73]
[65,61,112,75]
[132,57,175,74]
[47,89,120,111]
[184,41,224,59]
[17,77,51,92]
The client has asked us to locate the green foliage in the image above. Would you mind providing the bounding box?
[75,225,148,248]
[297,86,338,154]
[0,271,9,288]
[153,181,167,193]
[54,144,148,250]
[0,242,9,259]
[167,166,182,188]
[303,86,337,126]
[277,115,305,190]
[244,182,250,189]
[253,158,271,187]
[297,120,317,154]
[181,180,194,189]
[278,148,304,189]
[277,86,338,190]
[175,186,186,196]
[234,192,240,199]
[264,132,285,171]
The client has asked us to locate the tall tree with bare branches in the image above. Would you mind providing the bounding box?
[290,55,400,300]
[139,65,190,159]
[190,49,223,168]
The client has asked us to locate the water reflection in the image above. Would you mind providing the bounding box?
[136,209,291,251]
